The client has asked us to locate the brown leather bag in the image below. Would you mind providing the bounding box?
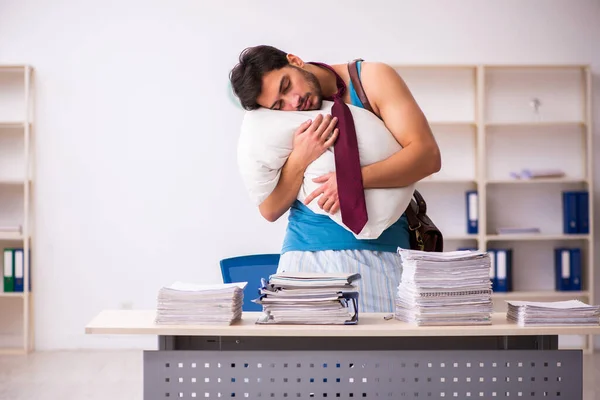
[347,59,444,252]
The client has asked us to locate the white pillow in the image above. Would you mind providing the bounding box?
[237,100,415,239]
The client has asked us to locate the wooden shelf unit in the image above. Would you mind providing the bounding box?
[393,63,595,352]
[0,64,34,355]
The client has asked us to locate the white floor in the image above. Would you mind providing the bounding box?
[0,350,599,399]
[0,350,142,400]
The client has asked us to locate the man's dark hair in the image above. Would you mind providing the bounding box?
[229,45,289,110]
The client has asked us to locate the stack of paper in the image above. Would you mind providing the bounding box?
[155,281,246,325]
[395,249,493,326]
[253,272,360,325]
[507,300,600,326]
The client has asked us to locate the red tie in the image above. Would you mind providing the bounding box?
[308,62,368,235]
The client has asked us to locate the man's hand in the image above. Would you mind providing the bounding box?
[258,115,338,222]
[304,171,339,214]
[289,114,339,170]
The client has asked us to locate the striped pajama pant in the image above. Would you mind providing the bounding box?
[276,249,403,313]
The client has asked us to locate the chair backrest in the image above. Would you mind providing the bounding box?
[219,253,280,312]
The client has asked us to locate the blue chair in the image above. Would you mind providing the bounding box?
[219,253,280,311]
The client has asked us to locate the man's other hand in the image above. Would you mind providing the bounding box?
[304,171,339,214]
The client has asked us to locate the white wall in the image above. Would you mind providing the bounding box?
[0,0,599,350]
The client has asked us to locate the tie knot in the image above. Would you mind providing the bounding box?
[334,81,346,99]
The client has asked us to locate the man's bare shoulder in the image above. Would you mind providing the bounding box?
[361,61,400,79]
[356,62,413,115]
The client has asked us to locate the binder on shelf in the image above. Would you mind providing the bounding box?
[13,249,24,292]
[554,247,582,291]
[466,190,478,234]
[491,248,512,292]
[1,248,30,293]
[562,191,578,234]
[554,248,571,291]
[577,191,589,234]
[562,190,589,234]
[570,248,582,291]
[3,248,14,293]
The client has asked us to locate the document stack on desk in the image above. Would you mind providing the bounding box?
[155,281,247,325]
[506,300,600,326]
[395,249,493,326]
[253,272,360,325]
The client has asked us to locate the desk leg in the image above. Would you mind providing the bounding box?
[158,336,174,351]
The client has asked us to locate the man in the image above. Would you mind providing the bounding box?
[229,45,441,313]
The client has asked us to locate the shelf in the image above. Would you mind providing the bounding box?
[486,178,588,185]
[429,121,476,126]
[485,121,585,128]
[486,234,590,242]
[0,122,26,129]
[445,234,478,241]
[0,292,26,298]
[0,64,35,354]
[393,66,476,123]
[393,64,477,69]
[0,178,32,185]
[0,347,27,355]
[392,63,594,351]
[485,125,586,181]
[0,65,29,72]
[419,178,477,184]
[0,231,24,240]
[483,64,588,69]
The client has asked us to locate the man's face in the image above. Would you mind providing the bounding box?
[256,65,323,111]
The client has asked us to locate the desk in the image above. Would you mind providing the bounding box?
[86,311,600,399]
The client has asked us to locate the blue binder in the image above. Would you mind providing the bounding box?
[554,247,582,291]
[554,248,572,291]
[493,249,512,292]
[465,190,478,234]
[562,191,579,234]
[577,191,589,234]
[569,248,582,291]
[12,249,24,292]
[562,190,589,234]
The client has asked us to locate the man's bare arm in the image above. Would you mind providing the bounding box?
[258,156,307,222]
[258,115,338,222]
[358,62,441,189]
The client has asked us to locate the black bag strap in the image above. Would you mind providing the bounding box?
[404,192,423,231]
[412,189,427,215]
[347,59,376,115]
[347,58,422,228]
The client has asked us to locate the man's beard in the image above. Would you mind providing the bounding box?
[296,67,323,110]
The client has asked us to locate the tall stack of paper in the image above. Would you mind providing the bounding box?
[507,300,600,326]
[395,249,493,326]
[155,281,247,325]
[253,272,360,325]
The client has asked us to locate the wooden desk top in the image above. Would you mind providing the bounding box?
[85,310,600,337]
